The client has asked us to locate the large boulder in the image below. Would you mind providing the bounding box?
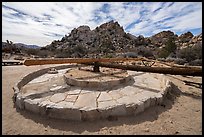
[178,31,194,43]
[150,30,177,47]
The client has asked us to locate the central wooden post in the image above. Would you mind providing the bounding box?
[93,61,100,72]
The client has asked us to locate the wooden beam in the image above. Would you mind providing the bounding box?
[87,62,202,77]
[23,58,202,77]
[23,58,144,66]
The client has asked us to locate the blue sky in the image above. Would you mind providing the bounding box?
[2,2,202,47]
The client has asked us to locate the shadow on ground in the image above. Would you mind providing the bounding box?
[166,75,202,100]
[14,83,184,134]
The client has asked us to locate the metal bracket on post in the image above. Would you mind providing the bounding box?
[93,61,100,72]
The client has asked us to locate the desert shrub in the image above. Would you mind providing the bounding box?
[123,52,138,58]
[55,53,70,58]
[157,58,166,61]
[166,57,176,62]
[35,49,53,58]
[167,52,177,58]
[104,54,114,58]
[176,41,202,63]
[173,58,187,65]
[191,43,202,59]
[158,38,177,58]
[26,48,38,55]
[164,38,177,53]
[158,49,169,58]
[176,46,202,62]
[73,45,86,54]
[137,46,154,58]
[189,59,202,66]
[55,49,71,58]
[176,47,192,62]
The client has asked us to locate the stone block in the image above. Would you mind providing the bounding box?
[68,87,81,95]
[98,104,126,119]
[150,96,156,106]
[49,93,67,103]
[134,101,144,115]
[79,80,89,88]
[80,89,93,94]
[56,101,75,108]
[24,99,40,114]
[155,93,163,105]
[13,84,20,94]
[97,92,113,102]
[89,81,100,89]
[119,86,138,96]
[143,98,151,109]
[74,92,99,110]
[65,95,78,102]
[50,86,63,91]
[110,104,126,116]
[116,95,140,105]
[125,103,137,115]
[100,81,110,90]
[48,107,81,121]
[97,100,117,110]
[15,95,25,109]
[81,109,101,121]
[108,90,123,100]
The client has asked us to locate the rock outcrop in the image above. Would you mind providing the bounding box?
[150,30,178,47]
[44,21,151,58]
[178,31,194,43]
[176,32,202,50]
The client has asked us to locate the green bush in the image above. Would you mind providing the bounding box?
[173,58,187,65]
[189,59,202,66]
[158,38,177,58]
[176,44,202,62]
[158,49,170,58]
[164,38,177,53]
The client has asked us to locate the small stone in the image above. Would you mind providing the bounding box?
[74,92,99,110]
[50,93,67,103]
[65,95,78,102]
[48,68,58,74]
[50,86,62,91]
[144,128,149,132]
[98,92,113,102]
[67,88,81,95]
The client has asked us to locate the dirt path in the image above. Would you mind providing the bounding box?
[2,65,202,135]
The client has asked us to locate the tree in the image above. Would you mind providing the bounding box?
[158,48,170,58]
[158,38,177,58]
[164,38,177,53]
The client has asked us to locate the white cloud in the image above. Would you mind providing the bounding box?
[127,2,202,36]
[2,2,202,46]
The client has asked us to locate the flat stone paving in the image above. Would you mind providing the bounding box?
[15,66,173,121]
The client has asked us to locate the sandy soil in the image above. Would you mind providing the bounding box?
[2,64,202,135]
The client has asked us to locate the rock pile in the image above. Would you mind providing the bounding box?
[44,20,202,60]
[44,20,150,58]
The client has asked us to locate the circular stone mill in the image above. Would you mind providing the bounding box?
[13,58,201,121]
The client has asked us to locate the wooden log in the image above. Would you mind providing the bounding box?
[23,58,144,66]
[90,62,202,77]
[23,58,202,76]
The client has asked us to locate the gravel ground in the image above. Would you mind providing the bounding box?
[2,64,202,135]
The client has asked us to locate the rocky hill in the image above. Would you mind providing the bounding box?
[43,21,201,62]
[2,41,40,53]
[43,21,152,58]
